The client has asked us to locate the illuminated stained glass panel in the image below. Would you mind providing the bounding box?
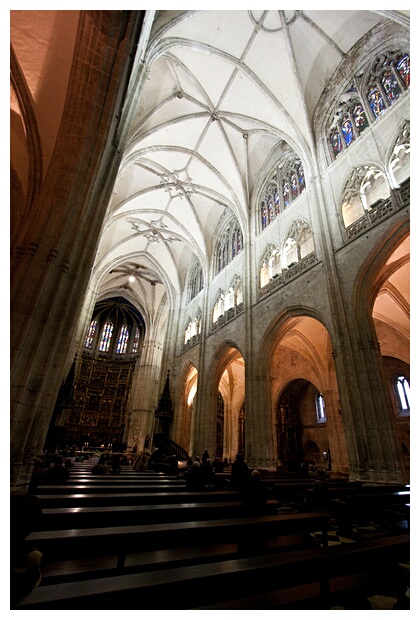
[132,328,140,353]
[236,228,242,253]
[352,103,369,134]
[291,173,298,200]
[368,86,386,118]
[381,69,401,104]
[274,186,280,215]
[397,54,410,88]
[282,180,290,207]
[268,195,275,222]
[330,129,343,157]
[298,162,305,192]
[99,321,114,352]
[116,324,129,354]
[341,118,355,147]
[261,201,268,229]
[84,320,97,348]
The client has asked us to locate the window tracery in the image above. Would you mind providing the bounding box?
[395,375,410,415]
[259,221,315,289]
[84,320,97,348]
[315,392,326,423]
[83,298,144,357]
[215,218,243,275]
[187,258,203,303]
[389,121,410,187]
[341,164,389,228]
[184,310,202,346]
[260,157,306,230]
[328,50,409,160]
[116,324,129,354]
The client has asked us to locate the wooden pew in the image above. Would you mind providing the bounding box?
[330,490,410,535]
[15,533,409,610]
[35,499,280,530]
[36,490,242,508]
[27,512,330,569]
[34,482,188,495]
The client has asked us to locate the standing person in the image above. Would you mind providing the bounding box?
[230,453,250,492]
[202,449,210,463]
[111,454,122,473]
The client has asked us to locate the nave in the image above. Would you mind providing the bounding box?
[12,460,410,610]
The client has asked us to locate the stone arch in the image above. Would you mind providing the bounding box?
[340,163,390,228]
[257,307,348,475]
[352,222,410,476]
[174,361,198,457]
[203,341,246,462]
[387,119,410,189]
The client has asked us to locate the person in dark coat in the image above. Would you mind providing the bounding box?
[230,453,250,492]
[240,469,270,505]
[186,460,206,491]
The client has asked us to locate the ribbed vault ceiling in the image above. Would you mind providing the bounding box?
[94,10,409,325]
[11,10,408,334]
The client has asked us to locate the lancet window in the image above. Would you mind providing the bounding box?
[328,50,409,160]
[260,157,306,230]
[187,258,204,303]
[215,218,243,274]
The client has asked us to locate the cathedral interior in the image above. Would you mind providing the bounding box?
[10,9,410,610]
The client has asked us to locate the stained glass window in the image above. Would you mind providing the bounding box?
[84,320,97,348]
[215,219,243,273]
[330,130,343,156]
[381,69,401,104]
[341,118,355,147]
[282,180,290,207]
[368,86,386,118]
[291,173,298,200]
[116,324,129,354]
[396,376,410,411]
[99,320,114,352]
[298,162,305,193]
[328,51,409,161]
[132,328,140,353]
[397,54,410,88]
[231,230,237,258]
[261,202,268,229]
[268,195,275,222]
[236,227,242,253]
[274,187,280,215]
[316,393,326,422]
[352,103,369,134]
[259,159,305,231]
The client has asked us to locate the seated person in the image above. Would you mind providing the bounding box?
[240,469,270,505]
[230,453,250,492]
[186,460,206,491]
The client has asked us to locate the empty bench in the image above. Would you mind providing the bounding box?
[36,489,242,508]
[35,499,280,530]
[15,533,409,610]
[27,511,330,569]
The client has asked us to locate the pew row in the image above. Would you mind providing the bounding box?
[35,499,280,530]
[16,533,409,610]
[27,512,330,569]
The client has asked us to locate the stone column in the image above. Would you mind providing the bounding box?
[126,336,164,452]
[332,317,407,483]
[245,371,277,469]
[10,11,146,493]
[322,386,349,475]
